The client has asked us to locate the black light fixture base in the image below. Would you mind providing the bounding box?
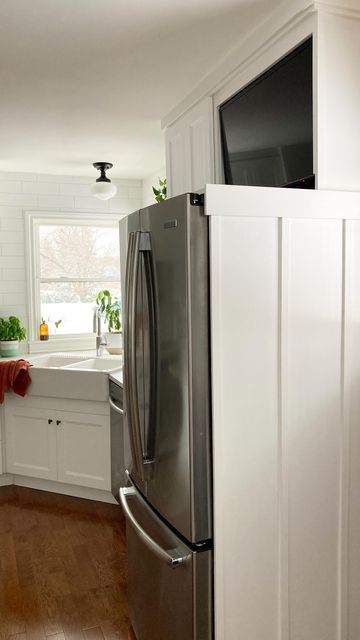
[93,162,113,183]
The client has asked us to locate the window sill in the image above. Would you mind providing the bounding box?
[28,336,96,354]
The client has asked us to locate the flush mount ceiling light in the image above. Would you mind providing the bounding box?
[91,162,117,200]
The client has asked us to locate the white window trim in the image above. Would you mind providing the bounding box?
[25,210,124,353]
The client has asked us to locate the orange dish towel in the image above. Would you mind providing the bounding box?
[0,359,32,404]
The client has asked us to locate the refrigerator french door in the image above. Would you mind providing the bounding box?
[119,193,212,640]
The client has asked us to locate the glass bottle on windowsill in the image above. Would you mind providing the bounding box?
[39,318,49,341]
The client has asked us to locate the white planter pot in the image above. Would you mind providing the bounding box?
[0,340,19,358]
[105,331,123,355]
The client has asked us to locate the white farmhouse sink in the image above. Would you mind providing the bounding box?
[25,353,122,401]
[29,354,90,368]
[64,358,122,372]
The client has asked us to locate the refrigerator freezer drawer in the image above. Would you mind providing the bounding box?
[120,483,212,640]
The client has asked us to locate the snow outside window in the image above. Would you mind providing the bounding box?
[26,212,122,340]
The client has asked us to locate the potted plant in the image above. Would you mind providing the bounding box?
[152,177,167,203]
[0,316,27,357]
[96,289,122,354]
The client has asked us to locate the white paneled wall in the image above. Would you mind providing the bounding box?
[0,172,142,345]
[209,185,360,640]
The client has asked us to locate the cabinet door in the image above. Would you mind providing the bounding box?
[165,121,189,198]
[56,411,111,490]
[165,97,214,197]
[5,406,57,480]
[186,97,214,193]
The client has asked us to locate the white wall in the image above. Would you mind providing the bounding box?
[0,171,142,349]
[141,167,166,208]
[317,8,360,191]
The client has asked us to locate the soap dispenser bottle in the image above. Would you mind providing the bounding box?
[39,318,49,341]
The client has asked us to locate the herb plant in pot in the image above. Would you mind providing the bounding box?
[96,290,122,355]
[0,316,27,357]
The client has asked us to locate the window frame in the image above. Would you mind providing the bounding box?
[25,210,124,352]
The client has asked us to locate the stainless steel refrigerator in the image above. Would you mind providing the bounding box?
[119,193,212,640]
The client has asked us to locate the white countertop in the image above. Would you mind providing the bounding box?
[109,368,123,386]
[1,350,123,388]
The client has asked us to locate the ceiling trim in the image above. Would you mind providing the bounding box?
[161,0,316,129]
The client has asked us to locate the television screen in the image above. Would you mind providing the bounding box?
[219,38,313,188]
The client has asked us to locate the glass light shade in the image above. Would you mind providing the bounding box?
[91,181,117,200]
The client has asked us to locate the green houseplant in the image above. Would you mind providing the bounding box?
[96,290,122,354]
[0,316,27,357]
[152,177,167,203]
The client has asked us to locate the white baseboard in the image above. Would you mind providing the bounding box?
[0,473,14,487]
[0,474,118,505]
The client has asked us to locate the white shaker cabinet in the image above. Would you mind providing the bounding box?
[165,96,214,197]
[5,405,57,480]
[57,410,110,490]
[4,396,111,491]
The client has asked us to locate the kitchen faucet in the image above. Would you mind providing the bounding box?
[94,308,107,356]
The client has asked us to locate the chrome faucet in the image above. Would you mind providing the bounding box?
[94,308,107,356]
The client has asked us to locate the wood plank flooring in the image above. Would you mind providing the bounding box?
[0,486,137,640]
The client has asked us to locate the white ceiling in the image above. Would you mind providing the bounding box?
[0,0,284,179]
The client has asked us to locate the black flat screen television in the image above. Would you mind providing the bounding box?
[219,38,313,188]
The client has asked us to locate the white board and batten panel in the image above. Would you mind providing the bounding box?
[284,218,343,639]
[211,214,280,638]
[208,184,360,640]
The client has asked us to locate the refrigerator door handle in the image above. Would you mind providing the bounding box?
[140,233,157,467]
[129,231,146,481]
[120,486,191,569]
[124,231,142,477]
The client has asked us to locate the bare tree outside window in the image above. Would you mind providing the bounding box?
[39,223,120,335]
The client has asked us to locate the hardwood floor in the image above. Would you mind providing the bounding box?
[0,486,137,640]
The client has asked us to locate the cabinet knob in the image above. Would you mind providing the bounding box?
[56,420,61,426]
[48,419,53,424]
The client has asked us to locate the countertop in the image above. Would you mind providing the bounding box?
[1,350,123,387]
[109,368,123,386]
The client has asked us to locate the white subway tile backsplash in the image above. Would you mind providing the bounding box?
[0,181,22,194]
[108,198,141,213]
[38,194,74,208]
[129,187,142,199]
[38,174,93,184]
[0,256,26,269]
[114,179,142,189]
[0,207,24,219]
[0,170,145,339]
[0,296,28,310]
[0,172,38,182]
[0,194,37,207]
[74,196,109,211]
[59,183,91,196]
[22,181,59,195]
[0,280,26,294]
[112,185,130,198]
[0,218,24,232]
[1,244,25,257]
[2,268,26,282]
[0,230,24,244]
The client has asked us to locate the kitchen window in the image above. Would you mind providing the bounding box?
[25,211,122,348]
